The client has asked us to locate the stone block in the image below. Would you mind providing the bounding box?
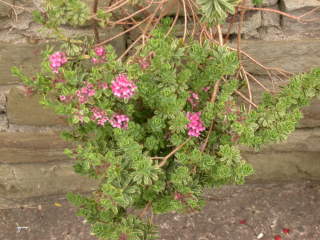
[0,25,126,85]
[282,7,320,39]
[0,0,11,18]
[0,162,98,200]
[223,11,262,39]
[300,98,320,128]
[246,0,278,7]
[0,131,69,164]
[0,93,6,113]
[238,39,320,74]
[281,0,320,11]
[261,5,280,27]
[0,115,8,131]
[0,43,44,85]
[243,151,320,182]
[6,87,68,126]
[145,0,184,16]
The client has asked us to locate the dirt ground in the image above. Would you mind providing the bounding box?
[0,181,319,240]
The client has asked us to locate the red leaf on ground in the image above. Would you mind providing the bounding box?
[274,235,282,240]
[282,228,290,234]
[239,219,247,224]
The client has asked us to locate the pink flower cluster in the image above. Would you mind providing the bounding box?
[90,108,129,129]
[139,58,150,70]
[76,110,85,123]
[91,107,109,126]
[188,92,199,108]
[91,47,106,64]
[111,74,137,99]
[76,83,96,104]
[49,52,68,73]
[186,112,205,137]
[203,86,210,92]
[109,114,129,129]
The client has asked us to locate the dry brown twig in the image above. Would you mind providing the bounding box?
[238,5,320,23]
[104,0,129,13]
[139,201,152,218]
[156,137,192,168]
[93,0,100,43]
[240,66,253,112]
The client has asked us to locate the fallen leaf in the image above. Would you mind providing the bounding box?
[54,202,62,207]
[282,228,290,234]
[239,219,247,224]
[274,235,282,240]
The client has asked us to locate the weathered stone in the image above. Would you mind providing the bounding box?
[0,93,6,113]
[262,0,279,6]
[0,131,69,164]
[0,43,44,85]
[223,11,262,39]
[0,26,126,85]
[246,0,279,7]
[238,39,320,74]
[0,0,11,18]
[0,115,8,131]
[0,162,98,200]
[300,98,320,128]
[25,25,126,53]
[282,7,320,40]
[6,87,68,126]
[261,5,280,27]
[243,151,320,182]
[281,0,320,11]
[145,0,185,16]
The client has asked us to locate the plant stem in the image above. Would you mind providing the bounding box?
[93,0,100,43]
[157,137,191,168]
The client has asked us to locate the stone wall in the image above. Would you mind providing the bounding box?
[0,0,320,208]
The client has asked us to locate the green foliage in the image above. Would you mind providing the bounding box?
[252,0,263,5]
[33,0,90,27]
[234,68,320,149]
[197,0,241,24]
[12,16,320,240]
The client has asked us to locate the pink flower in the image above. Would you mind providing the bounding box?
[91,57,99,64]
[59,95,67,101]
[111,74,137,99]
[139,58,150,70]
[86,84,96,96]
[91,107,109,126]
[94,47,106,57]
[49,52,67,73]
[186,112,205,137]
[174,192,184,201]
[76,83,96,104]
[188,92,199,107]
[203,86,210,92]
[274,235,282,240]
[75,110,85,123]
[109,114,129,129]
[91,47,106,64]
[52,78,65,84]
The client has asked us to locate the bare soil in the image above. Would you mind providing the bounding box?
[1,181,319,240]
